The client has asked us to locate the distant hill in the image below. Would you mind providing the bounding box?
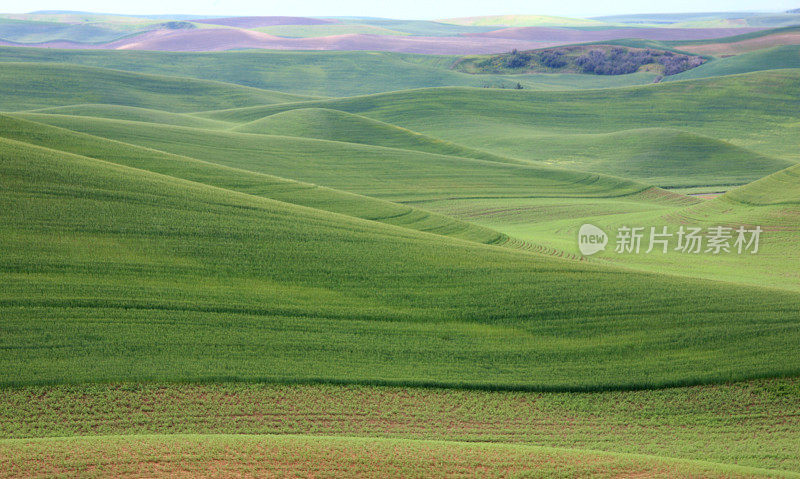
[438,14,606,27]
[232,108,515,163]
[0,11,780,53]
[0,62,313,111]
[666,45,800,81]
[725,161,800,205]
[193,16,337,28]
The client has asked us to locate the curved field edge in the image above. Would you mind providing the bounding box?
[0,62,316,112]
[190,69,800,162]
[412,158,800,292]
[426,193,800,293]
[3,135,800,391]
[229,107,520,165]
[2,378,798,472]
[724,160,800,206]
[0,434,795,479]
[0,47,660,96]
[22,104,235,130]
[9,112,651,201]
[669,26,800,47]
[0,115,507,245]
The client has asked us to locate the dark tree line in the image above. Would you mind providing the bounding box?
[574,48,704,76]
[497,47,704,76]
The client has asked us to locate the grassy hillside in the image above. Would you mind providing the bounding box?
[0,62,313,111]
[725,161,800,205]
[501,128,792,188]
[232,108,516,163]
[3,37,800,476]
[200,70,800,162]
[0,47,660,96]
[3,434,791,478]
[667,45,800,81]
[3,137,800,389]
[0,114,504,245]
[26,104,233,129]
[674,26,800,45]
[670,26,800,46]
[420,160,800,292]
[3,379,799,474]
[13,112,647,201]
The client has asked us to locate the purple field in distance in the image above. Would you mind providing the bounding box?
[0,19,767,54]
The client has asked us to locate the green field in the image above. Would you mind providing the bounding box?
[8,435,793,478]
[667,45,800,80]
[2,27,800,476]
[9,112,646,201]
[195,69,800,168]
[9,135,800,389]
[0,47,661,96]
[2,379,799,476]
[0,62,314,111]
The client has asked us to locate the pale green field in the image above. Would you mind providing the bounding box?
[416,174,800,292]
[2,39,800,476]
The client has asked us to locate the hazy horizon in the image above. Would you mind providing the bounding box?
[1,1,797,21]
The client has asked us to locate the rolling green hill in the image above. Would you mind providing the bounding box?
[231,108,516,163]
[0,114,505,245]
[422,159,800,292]
[3,135,800,391]
[0,47,660,96]
[0,62,314,111]
[724,160,800,205]
[3,41,800,476]
[197,70,800,168]
[267,116,792,189]
[26,104,233,129]
[673,26,800,46]
[505,128,793,188]
[671,25,800,55]
[666,45,800,81]
[12,112,648,201]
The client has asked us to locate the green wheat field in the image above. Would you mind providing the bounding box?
[1,11,800,477]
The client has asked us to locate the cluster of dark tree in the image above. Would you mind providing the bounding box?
[157,21,196,30]
[499,47,704,76]
[504,50,533,68]
[504,49,567,69]
[481,82,524,89]
[574,48,704,75]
